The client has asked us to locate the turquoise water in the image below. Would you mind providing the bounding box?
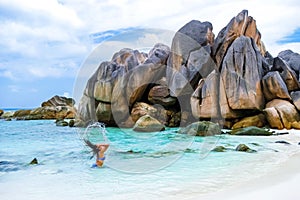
[0,119,299,200]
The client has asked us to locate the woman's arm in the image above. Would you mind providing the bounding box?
[99,143,110,152]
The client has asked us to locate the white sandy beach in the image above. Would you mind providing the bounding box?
[194,131,300,200]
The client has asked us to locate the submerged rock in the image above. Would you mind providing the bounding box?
[133,115,165,132]
[275,141,291,145]
[55,119,68,126]
[178,121,221,136]
[68,119,75,127]
[236,144,256,153]
[29,158,38,165]
[229,126,273,136]
[212,146,226,152]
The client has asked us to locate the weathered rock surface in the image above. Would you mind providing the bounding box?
[262,71,291,101]
[131,102,157,123]
[278,50,300,79]
[229,126,273,136]
[192,35,265,120]
[191,72,221,119]
[167,20,214,97]
[221,36,265,110]
[232,114,266,129]
[1,111,14,119]
[264,99,300,129]
[212,10,264,69]
[133,115,165,132]
[272,57,299,91]
[41,95,75,107]
[178,121,221,136]
[95,102,113,125]
[76,48,148,126]
[76,44,171,127]
[0,109,3,116]
[29,106,76,120]
[13,110,31,119]
[291,91,300,111]
[148,85,176,107]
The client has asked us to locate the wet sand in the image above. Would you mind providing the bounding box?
[195,131,300,200]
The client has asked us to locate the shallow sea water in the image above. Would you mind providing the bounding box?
[0,119,299,200]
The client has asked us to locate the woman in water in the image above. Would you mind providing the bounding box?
[84,139,109,167]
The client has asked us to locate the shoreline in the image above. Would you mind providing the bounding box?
[193,131,300,200]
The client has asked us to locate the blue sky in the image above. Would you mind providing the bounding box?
[0,0,300,108]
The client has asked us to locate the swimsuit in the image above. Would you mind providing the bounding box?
[98,156,105,161]
[91,156,106,168]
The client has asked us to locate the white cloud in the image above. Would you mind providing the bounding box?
[50,0,300,56]
[0,0,300,84]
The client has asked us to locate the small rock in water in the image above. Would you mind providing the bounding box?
[249,142,260,146]
[68,119,75,127]
[29,158,38,165]
[184,148,197,153]
[229,126,273,136]
[178,121,221,136]
[212,146,226,152]
[55,119,68,126]
[275,140,291,145]
[133,115,165,132]
[235,144,256,153]
[274,132,289,135]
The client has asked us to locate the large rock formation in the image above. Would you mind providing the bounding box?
[278,50,300,80]
[264,99,300,129]
[220,36,265,110]
[41,95,75,107]
[1,96,76,121]
[76,44,170,127]
[262,71,291,101]
[75,10,300,130]
[166,20,215,97]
